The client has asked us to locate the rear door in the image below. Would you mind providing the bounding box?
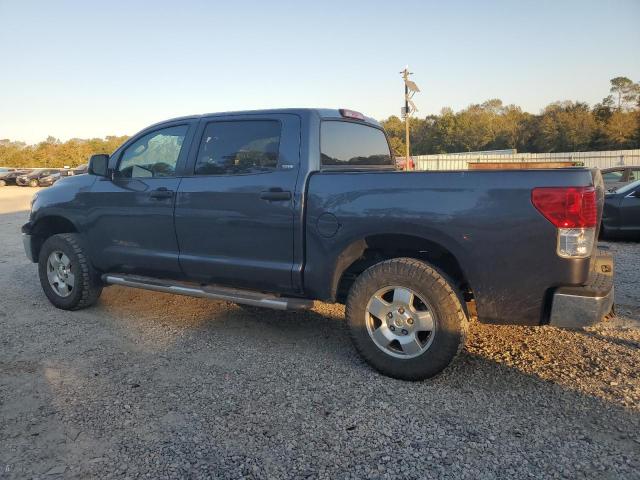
[175,114,301,293]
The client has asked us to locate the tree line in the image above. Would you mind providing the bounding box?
[382,76,640,156]
[0,135,129,169]
[0,77,638,168]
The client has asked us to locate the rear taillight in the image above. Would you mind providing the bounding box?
[532,187,597,258]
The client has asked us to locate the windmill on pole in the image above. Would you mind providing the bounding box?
[400,66,420,171]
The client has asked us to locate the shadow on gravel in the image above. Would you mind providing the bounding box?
[2,207,639,477]
[577,330,640,349]
[3,316,639,478]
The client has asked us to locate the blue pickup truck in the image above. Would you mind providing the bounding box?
[22,108,614,379]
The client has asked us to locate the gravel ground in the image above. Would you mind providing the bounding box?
[1,186,639,479]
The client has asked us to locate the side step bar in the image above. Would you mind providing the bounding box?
[101,274,314,311]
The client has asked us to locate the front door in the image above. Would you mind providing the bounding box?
[86,122,194,277]
[175,114,301,293]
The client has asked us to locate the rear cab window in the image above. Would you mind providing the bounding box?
[321,121,393,169]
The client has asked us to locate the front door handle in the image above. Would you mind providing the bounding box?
[149,187,174,199]
[260,188,291,201]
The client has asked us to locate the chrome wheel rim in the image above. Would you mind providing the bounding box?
[365,285,436,359]
[46,251,75,298]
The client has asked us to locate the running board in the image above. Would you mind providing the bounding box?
[101,274,314,311]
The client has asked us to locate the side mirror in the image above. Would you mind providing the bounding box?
[88,154,109,177]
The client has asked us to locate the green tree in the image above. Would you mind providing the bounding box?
[380,115,405,156]
[453,103,495,151]
[533,101,597,152]
[603,111,639,148]
[609,76,640,111]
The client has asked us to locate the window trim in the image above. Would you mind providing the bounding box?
[319,119,395,171]
[113,122,192,179]
[191,119,283,177]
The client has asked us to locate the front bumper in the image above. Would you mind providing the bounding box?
[23,234,36,262]
[549,251,614,329]
[22,222,36,263]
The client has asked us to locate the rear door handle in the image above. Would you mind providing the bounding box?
[149,187,174,199]
[260,188,291,201]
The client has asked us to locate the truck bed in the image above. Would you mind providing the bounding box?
[304,168,602,326]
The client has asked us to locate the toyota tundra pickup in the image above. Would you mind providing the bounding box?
[22,108,614,380]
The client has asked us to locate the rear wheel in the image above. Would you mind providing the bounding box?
[38,233,102,310]
[346,258,467,380]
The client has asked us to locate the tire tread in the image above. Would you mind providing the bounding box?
[39,233,102,310]
[345,257,468,380]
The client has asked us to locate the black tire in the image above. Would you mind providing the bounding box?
[346,258,468,380]
[38,233,102,310]
[29,178,38,187]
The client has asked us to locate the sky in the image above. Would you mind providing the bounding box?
[1,0,639,144]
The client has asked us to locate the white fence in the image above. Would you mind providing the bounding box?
[409,149,640,171]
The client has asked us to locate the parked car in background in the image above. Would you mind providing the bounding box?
[601,166,640,190]
[16,169,60,187]
[73,164,88,175]
[602,179,640,238]
[0,168,30,186]
[38,172,62,187]
[0,167,15,186]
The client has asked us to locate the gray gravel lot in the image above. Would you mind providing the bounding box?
[1,186,639,479]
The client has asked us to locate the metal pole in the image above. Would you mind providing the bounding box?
[404,69,411,171]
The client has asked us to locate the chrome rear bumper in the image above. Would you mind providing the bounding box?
[549,251,614,329]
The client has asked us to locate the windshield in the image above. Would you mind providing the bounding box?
[614,179,640,195]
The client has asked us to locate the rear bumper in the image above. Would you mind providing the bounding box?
[549,252,614,329]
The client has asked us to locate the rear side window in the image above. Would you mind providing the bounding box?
[195,121,281,175]
[321,121,392,167]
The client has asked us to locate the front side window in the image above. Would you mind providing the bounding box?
[117,125,188,178]
[629,169,640,182]
[321,121,392,167]
[195,121,281,175]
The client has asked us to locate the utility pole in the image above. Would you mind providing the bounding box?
[400,67,420,171]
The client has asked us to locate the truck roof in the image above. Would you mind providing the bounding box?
[153,108,381,128]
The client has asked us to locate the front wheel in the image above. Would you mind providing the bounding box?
[346,258,468,380]
[0,179,6,187]
[29,178,39,187]
[38,233,102,310]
